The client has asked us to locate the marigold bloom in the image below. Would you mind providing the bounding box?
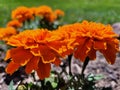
[12,6,34,22]
[0,27,17,41]
[54,9,64,17]
[7,20,22,28]
[35,5,57,22]
[52,24,82,50]
[29,7,37,16]
[5,29,68,79]
[48,29,74,56]
[35,5,53,17]
[46,13,57,22]
[71,20,119,64]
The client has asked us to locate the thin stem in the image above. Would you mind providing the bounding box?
[81,56,90,76]
[31,72,36,82]
[40,79,45,90]
[68,54,72,76]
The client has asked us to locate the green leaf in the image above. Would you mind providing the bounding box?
[27,82,33,88]
[87,74,104,81]
[51,82,57,88]
[8,80,15,90]
[45,73,58,88]
[94,74,104,80]
[88,77,94,81]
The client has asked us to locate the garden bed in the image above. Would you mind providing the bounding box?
[0,40,120,90]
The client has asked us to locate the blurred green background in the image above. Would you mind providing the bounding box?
[0,0,120,27]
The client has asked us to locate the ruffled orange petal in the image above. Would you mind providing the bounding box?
[24,42,38,49]
[6,61,20,75]
[31,45,59,63]
[25,56,40,74]
[88,47,96,60]
[47,41,73,57]
[36,60,51,80]
[4,50,11,61]
[74,38,92,62]
[39,45,57,63]
[30,47,41,56]
[47,41,65,52]
[93,40,106,50]
[7,37,23,47]
[52,58,61,66]
[100,42,118,64]
[8,47,33,66]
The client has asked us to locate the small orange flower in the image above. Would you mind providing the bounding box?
[46,13,57,22]
[5,29,68,79]
[35,5,53,17]
[0,27,17,41]
[35,5,57,22]
[7,20,22,28]
[71,20,119,64]
[54,9,64,17]
[12,6,34,22]
[29,7,37,16]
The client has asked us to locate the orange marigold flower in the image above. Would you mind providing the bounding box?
[11,6,34,22]
[29,7,37,16]
[35,5,53,17]
[52,24,82,50]
[46,13,57,22]
[5,29,68,79]
[49,23,83,55]
[7,20,22,28]
[35,5,57,22]
[72,20,119,64]
[54,9,64,17]
[0,27,17,41]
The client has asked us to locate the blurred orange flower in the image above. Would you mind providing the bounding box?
[72,20,119,64]
[35,5,57,22]
[29,7,37,16]
[46,13,57,22]
[12,6,34,22]
[35,5,53,17]
[7,20,22,28]
[0,27,17,41]
[54,9,64,17]
[5,29,68,79]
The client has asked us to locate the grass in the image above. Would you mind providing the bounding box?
[0,0,120,27]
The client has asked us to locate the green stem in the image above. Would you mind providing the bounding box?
[31,72,36,82]
[68,54,72,76]
[40,79,45,90]
[81,56,90,77]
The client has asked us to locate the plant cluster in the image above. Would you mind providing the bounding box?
[0,5,119,90]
